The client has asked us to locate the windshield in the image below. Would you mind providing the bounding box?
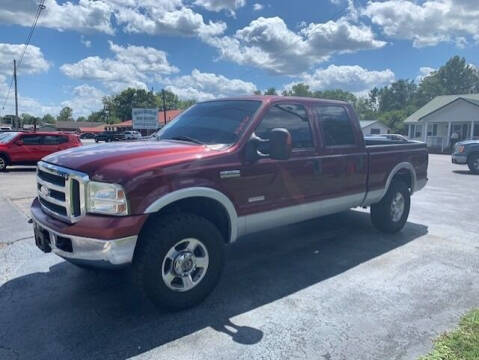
[157,100,261,146]
[0,132,19,143]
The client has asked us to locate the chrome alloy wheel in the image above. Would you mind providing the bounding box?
[390,192,405,222]
[0,157,5,170]
[161,238,209,292]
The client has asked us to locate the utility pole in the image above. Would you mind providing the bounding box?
[162,89,167,125]
[13,59,19,130]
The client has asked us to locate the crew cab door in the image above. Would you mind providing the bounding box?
[232,102,321,218]
[312,104,368,205]
[9,134,44,163]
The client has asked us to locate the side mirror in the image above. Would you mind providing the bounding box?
[15,140,23,146]
[244,128,292,163]
[269,128,292,160]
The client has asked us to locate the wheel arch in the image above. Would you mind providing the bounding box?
[467,150,479,162]
[143,187,238,243]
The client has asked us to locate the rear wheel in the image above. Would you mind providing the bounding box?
[133,213,225,310]
[0,155,8,171]
[371,180,410,233]
[467,154,479,174]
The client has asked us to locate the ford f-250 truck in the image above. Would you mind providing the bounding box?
[31,96,428,309]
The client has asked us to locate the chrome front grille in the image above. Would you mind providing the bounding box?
[37,161,89,223]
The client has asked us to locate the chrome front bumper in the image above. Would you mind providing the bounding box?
[452,153,467,164]
[32,215,138,268]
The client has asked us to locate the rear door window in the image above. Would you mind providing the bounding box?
[21,135,43,145]
[255,103,313,149]
[43,135,68,145]
[314,105,356,146]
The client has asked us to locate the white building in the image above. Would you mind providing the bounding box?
[360,120,391,136]
[405,94,479,152]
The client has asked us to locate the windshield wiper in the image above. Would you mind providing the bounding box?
[168,136,204,144]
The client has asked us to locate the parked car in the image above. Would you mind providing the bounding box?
[0,131,81,171]
[452,140,479,173]
[124,130,142,140]
[94,131,124,142]
[0,126,12,132]
[79,132,96,139]
[31,96,428,309]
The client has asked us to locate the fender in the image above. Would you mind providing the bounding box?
[144,187,239,243]
[363,162,417,206]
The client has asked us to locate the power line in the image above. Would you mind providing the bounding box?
[1,0,46,116]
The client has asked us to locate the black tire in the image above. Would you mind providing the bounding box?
[95,139,99,143]
[133,213,225,310]
[0,154,8,172]
[371,180,410,233]
[467,154,479,174]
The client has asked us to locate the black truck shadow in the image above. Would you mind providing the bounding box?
[0,210,427,360]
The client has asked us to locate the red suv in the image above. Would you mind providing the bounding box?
[0,131,81,171]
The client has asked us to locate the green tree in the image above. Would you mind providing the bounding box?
[416,56,479,106]
[378,80,417,112]
[283,83,312,97]
[103,88,157,121]
[42,114,55,124]
[57,106,73,122]
[313,89,357,103]
[76,116,87,122]
[264,87,278,95]
[254,90,262,95]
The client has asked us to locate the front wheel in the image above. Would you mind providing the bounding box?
[371,180,410,233]
[0,155,8,171]
[133,213,225,310]
[467,154,479,174]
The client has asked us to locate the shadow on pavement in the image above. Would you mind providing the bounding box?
[0,210,428,360]
[452,170,477,176]
[3,167,37,173]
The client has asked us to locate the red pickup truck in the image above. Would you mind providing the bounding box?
[31,96,428,309]
[0,131,81,171]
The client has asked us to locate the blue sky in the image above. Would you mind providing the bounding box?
[0,0,478,118]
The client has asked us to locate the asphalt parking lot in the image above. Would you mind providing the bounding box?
[0,154,478,360]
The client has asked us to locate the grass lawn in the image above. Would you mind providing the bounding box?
[420,309,479,360]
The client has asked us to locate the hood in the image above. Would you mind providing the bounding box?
[457,140,479,146]
[43,140,214,181]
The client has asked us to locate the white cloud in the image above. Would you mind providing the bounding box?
[114,2,226,37]
[60,41,179,91]
[416,66,436,82]
[284,65,395,96]
[0,43,50,76]
[203,16,385,75]
[61,84,104,118]
[0,0,114,34]
[165,69,257,101]
[253,3,264,11]
[194,0,246,14]
[0,0,226,38]
[362,0,479,47]
[80,36,92,48]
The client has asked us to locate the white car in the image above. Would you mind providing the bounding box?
[124,130,142,140]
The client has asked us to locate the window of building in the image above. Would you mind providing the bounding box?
[255,103,313,149]
[414,125,422,138]
[370,128,380,135]
[314,105,355,146]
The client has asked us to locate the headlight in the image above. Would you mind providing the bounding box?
[87,181,128,215]
[457,145,464,153]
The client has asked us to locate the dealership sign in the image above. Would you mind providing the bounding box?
[132,108,159,129]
